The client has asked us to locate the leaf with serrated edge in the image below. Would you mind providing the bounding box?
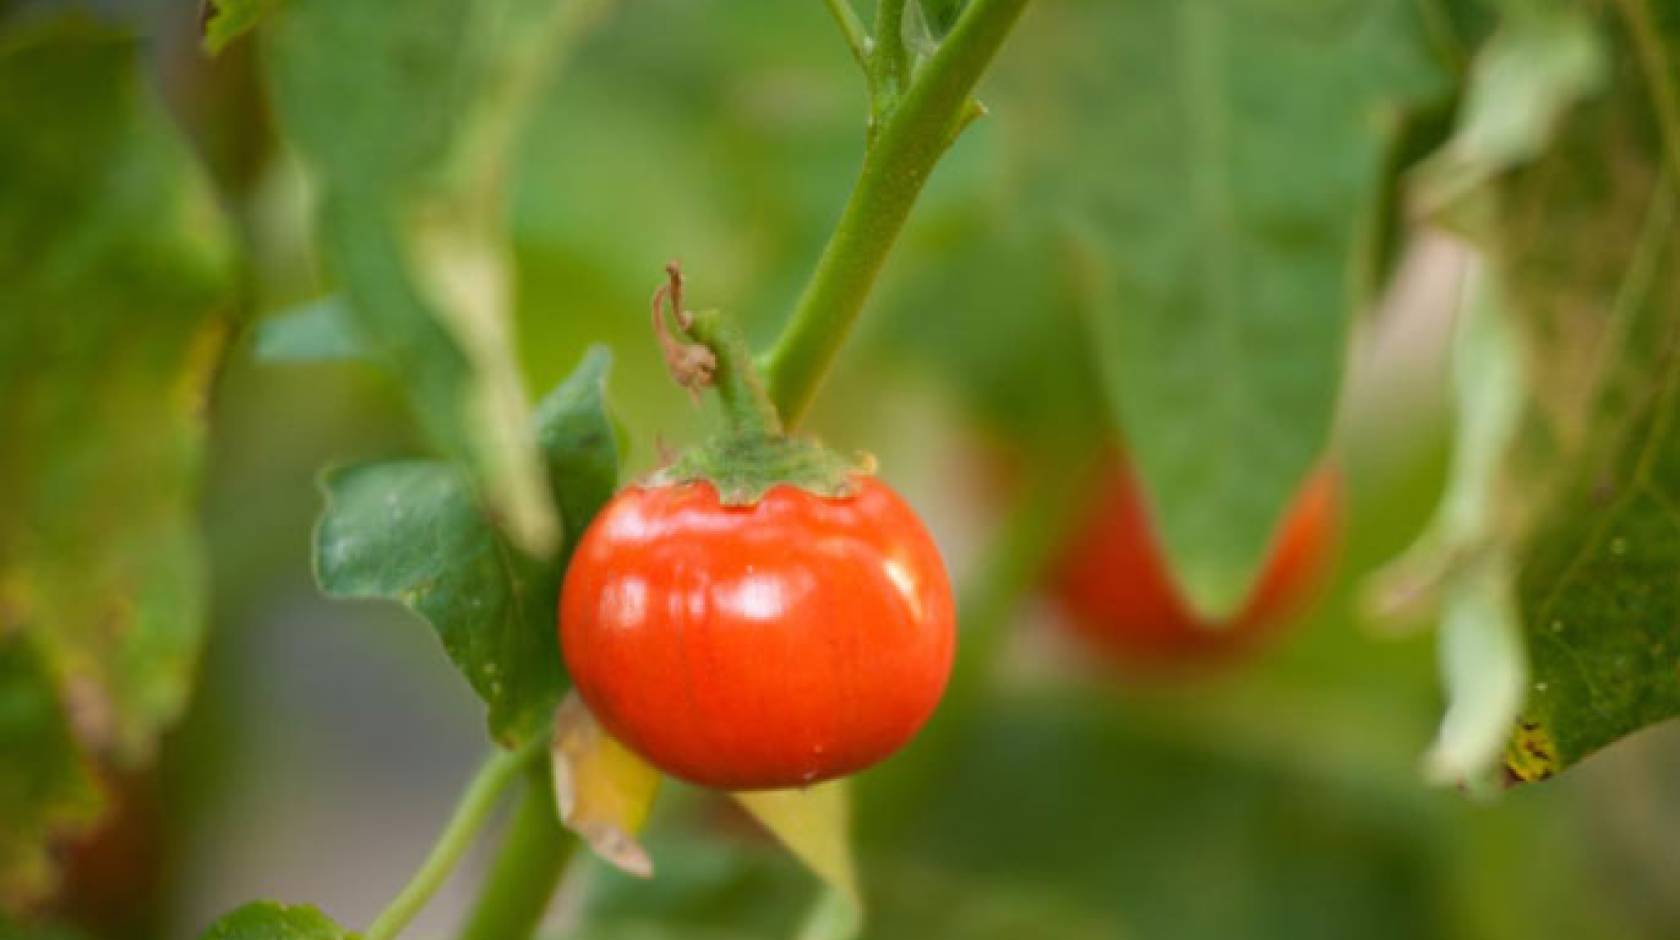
[314,350,617,746]
[550,693,660,877]
[198,901,351,940]
[1019,0,1452,616]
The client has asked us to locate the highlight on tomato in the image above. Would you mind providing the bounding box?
[1049,456,1340,669]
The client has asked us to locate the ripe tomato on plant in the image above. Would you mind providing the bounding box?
[561,475,954,790]
[1050,457,1340,668]
[560,265,956,791]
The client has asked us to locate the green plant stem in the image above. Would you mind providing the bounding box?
[825,0,871,67]
[687,309,784,438]
[762,0,1031,427]
[363,739,545,940]
[456,761,573,940]
[871,0,911,112]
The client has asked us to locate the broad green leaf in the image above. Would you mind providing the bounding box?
[252,297,367,363]
[199,902,352,940]
[0,641,100,909]
[1466,2,1680,778]
[551,693,660,877]
[201,0,275,54]
[0,17,234,898]
[870,218,1105,451]
[264,0,600,557]
[314,350,617,746]
[1014,0,1451,616]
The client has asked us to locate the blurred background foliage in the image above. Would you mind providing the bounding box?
[5,0,1680,938]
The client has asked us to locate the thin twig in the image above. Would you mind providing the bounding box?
[825,0,871,68]
[364,739,545,940]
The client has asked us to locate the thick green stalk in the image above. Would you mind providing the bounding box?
[456,762,573,940]
[364,739,545,940]
[763,0,1031,425]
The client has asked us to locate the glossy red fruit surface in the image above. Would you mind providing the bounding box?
[1051,461,1340,666]
[560,476,955,790]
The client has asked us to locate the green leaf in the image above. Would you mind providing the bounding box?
[0,16,234,897]
[1468,1,1680,779]
[1015,0,1451,615]
[199,902,352,940]
[314,350,617,747]
[201,0,275,54]
[0,640,100,909]
[870,218,1105,451]
[264,0,594,558]
[252,297,368,363]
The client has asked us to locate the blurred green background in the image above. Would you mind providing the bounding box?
[7,0,1680,937]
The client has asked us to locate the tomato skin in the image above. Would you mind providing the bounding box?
[560,477,955,790]
[1051,461,1339,666]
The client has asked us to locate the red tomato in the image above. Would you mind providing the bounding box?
[1051,461,1339,666]
[560,476,956,790]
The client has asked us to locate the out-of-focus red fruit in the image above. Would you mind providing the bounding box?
[1050,459,1340,668]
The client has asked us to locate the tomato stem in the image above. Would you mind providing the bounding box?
[654,262,784,441]
[363,737,547,940]
[454,760,572,940]
[762,0,1031,427]
[685,308,785,440]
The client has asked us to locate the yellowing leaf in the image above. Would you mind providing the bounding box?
[732,780,860,907]
[550,694,660,878]
[0,15,233,903]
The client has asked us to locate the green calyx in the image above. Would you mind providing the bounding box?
[651,430,874,505]
[650,265,872,505]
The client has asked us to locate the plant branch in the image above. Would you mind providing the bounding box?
[364,738,545,940]
[455,761,573,940]
[763,0,1031,426]
[871,0,911,114]
[825,0,871,68]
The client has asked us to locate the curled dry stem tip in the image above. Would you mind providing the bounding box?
[652,261,716,403]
